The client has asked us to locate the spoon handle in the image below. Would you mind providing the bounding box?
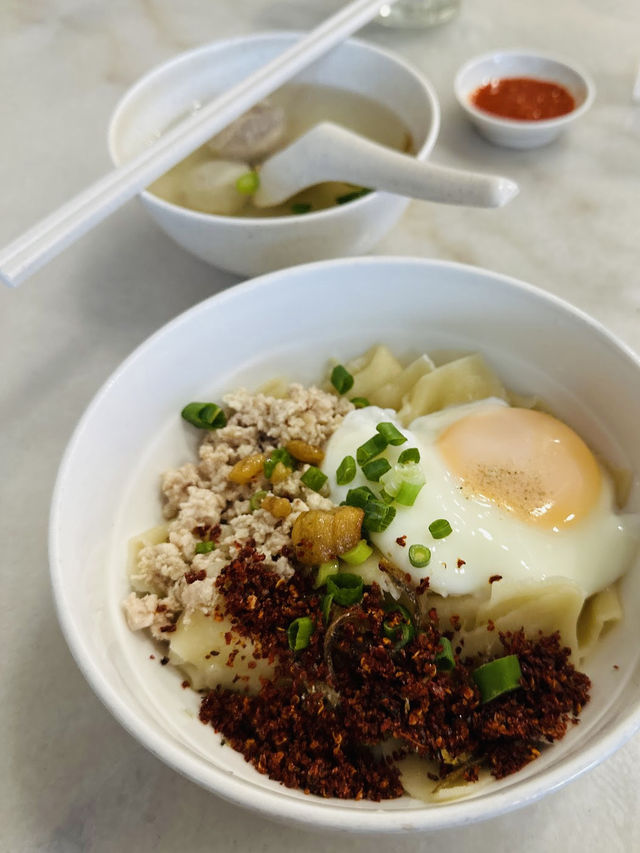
[0,0,397,287]
[255,122,519,208]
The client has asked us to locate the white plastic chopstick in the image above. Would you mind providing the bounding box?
[0,0,396,288]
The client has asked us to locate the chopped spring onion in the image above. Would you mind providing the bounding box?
[395,481,423,506]
[356,433,388,466]
[408,543,431,568]
[235,171,260,195]
[380,461,425,506]
[376,422,407,446]
[336,455,356,485]
[379,489,395,505]
[264,447,294,479]
[336,187,371,204]
[194,541,215,555]
[344,485,377,509]
[291,202,312,214]
[429,518,453,539]
[435,636,456,671]
[181,402,227,430]
[398,447,420,465]
[331,364,354,394]
[383,603,415,650]
[351,396,370,409]
[362,499,396,533]
[249,490,267,511]
[315,560,340,589]
[340,539,373,566]
[301,465,328,492]
[326,572,364,606]
[322,593,334,624]
[472,655,522,703]
[287,616,314,652]
[361,457,392,482]
[343,486,396,532]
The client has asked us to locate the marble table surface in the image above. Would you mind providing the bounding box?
[2,1,640,850]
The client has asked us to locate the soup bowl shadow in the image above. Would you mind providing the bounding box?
[108,33,440,278]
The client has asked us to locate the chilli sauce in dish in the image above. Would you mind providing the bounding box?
[471,77,575,121]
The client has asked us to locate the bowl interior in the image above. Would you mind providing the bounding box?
[50,257,640,832]
[109,33,438,173]
[456,51,593,120]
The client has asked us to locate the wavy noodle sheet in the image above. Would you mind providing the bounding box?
[422,579,586,660]
[507,391,541,410]
[397,353,507,425]
[367,354,435,409]
[128,524,169,594]
[345,345,404,398]
[258,376,290,398]
[608,466,633,509]
[398,753,493,803]
[169,608,273,692]
[577,585,623,660]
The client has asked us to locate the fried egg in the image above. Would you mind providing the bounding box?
[323,400,638,597]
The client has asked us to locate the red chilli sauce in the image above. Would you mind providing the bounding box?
[471,77,575,121]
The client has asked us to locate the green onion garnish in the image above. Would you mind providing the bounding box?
[264,447,294,478]
[435,636,456,671]
[249,490,267,511]
[379,489,395,505]
[301,466,328,492]
[235,171,260,195]
[322,593,334,624]
[181,402,227,430]
[356,433,387,466]
[287,616,314,652]
[336,187,371,204]
[315,560,340,589]
[344,485,377,509]
[340,539,373,566]
[429,518,453,539]
[408,543,431,568]
[351,397,370,409]
[398,447,420,465]
[376,422,407,446]
[343,487,396,532]
[472,655,522,703]
[380,461,425,507]
[336,455,356,485]
[362,499,396,533]
[291,202,312,214]
[194,541,215,555]
[362,457,392,482]
[326,572,364,606]
[395,482,423,506]
[331,364,354,394]
[383,603,415,650]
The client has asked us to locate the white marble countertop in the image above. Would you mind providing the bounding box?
[2,1,640,850]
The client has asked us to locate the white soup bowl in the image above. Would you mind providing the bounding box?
[108,34,439,277]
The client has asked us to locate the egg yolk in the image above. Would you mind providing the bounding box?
[437,407,602,529]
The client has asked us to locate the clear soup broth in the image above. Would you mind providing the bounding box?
[149,84,413,218]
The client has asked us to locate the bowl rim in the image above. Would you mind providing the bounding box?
[107,31,441,227]
[454,48,596,130]
[49,256,640,832]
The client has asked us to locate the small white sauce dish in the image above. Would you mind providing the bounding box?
[454,50,595,149]
[108,33,440,278]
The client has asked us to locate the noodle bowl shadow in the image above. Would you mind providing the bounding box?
[50,257,640,832]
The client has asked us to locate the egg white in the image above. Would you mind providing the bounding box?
[323,401,638,598]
